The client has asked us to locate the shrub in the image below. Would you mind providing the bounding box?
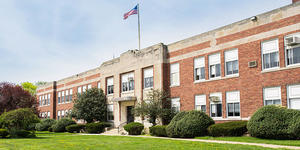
[48,127,53,132]
[248,105,300,139]
[35,119,57,131]
[9,129,35,138]
[149,125,167,137]
[52,118,76,132]
[0,129,9,138]
[86,122,106,134]
[66,124,85,133]
[208,121,248,137]
[124,122,144,135]
[166,111,214,138]
[0,108,40,131]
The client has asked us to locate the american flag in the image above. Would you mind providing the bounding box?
[124,5,138,20]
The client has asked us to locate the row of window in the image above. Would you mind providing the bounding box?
[170,33,300,86]
[57,110,71,120]
[39,112,50,119]
[58,89,73,104]
[171,84,300,118]
[39,94,51,106]
[106,67,154,95]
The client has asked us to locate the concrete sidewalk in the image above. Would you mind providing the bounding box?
[80,134,300,150]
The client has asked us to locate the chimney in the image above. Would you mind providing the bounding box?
[293,0,300,3]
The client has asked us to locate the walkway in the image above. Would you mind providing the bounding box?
[80,133,300,150]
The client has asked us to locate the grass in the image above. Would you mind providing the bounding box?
[196,136,300,147]
[0,131,286,150]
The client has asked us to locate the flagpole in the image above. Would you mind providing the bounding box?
[137,3,141,51]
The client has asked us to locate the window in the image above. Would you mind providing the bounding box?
[288,84,300,110]
[262,39,279,70]
[209,53,221,79]
[58,92,61,104]
[144,67,153,89]
[39,96,42,106]
[210,93,222,117]
[97,82,101,89]
[65,110,69,117]
[264,87,281,106]
[69,89,73,102]
[195,95,206,112]
[107,104,114,121]
[65,90,69,103]
[171,98,180,112]
[77,86,82,94]
[194,57,205,81]
[61,91,65,103]
[170,63,180,86]
[57,111,61,120]
[47,94,51,105]
[226,91,240,117]
[107,77,114,94]
[82,86,87,92]
[225,49,239,75]
[61,110,65,118]
[285,34,300,66]
[88,84,92,89]
[122,72,134,92]
[47,112,50,119]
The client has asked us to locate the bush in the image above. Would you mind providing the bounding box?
[149,125,167,137]
[124,122,144,135]
[248,105,300,139]
[48,127,53,132]
[0,129,9,138]
[66,124,85,133]
[208,121,248,137]
[0,108,40,131]
[166,111,214,138]
[86,122,106,134]
[52,118,76,132]
[8,129,35,138]
[35,119,57,131]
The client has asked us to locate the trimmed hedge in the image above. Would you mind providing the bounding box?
[66,124,85,133]
[248,105,300,139]
[124,122,144,135]
[0,129,9,138]
[86,122,106,134]
[35,119,57,131]
[208,121,248,137]
[149,125,167,137]
[52,119,76,132]
[166,111,214,138]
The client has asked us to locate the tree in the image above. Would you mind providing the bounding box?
[133,89,175,126]
[21,82,37,96]
[0,82,38,115]
[35,81,47,87]
[71,88,107,123]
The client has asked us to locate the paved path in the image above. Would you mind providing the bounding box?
[80,133,300,149]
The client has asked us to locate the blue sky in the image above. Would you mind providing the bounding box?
[0,0,291,83]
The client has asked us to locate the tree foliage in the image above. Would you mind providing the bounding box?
[21,82,37,96]
[71,88,107,123]
[133,89,175,126]
[0,82,38,115]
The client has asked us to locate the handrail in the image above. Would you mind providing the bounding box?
[117,122,127,134]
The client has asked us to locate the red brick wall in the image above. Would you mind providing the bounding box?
[168,30,300,119]
[293,0,300,3]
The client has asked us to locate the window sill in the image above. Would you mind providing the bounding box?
[121,90,134,94]
[170,85,180,88]
[107,94,114,97]
[143,87,153,91]
[261,64,300,74]
[194,75,239,84]
[212,117,249,121]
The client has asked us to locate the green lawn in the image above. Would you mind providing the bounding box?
[196,136,300,147]
[0,132,286,150]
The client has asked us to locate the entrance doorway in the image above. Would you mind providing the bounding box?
[126,106,134,123]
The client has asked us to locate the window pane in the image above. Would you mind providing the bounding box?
[217,104,222,117]
[270,52,279,68]
[273,99,281,105]
[210,65,215,78]
[234,103,240,116]
[226,61,233,75]
[228,103,234,116]
[216,64,221,77]
[293,47,300,64]
[195,68,200,80]
[290,98,300,110]
[233,60,239,74]
[201,105,206,112]
[263,53,270,69]
[200,67,205,79]
[265,100,273,105]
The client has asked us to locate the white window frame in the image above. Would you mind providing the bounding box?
[210,92,222,118]
[65,90,69,102]
[263,87,281,106]
[121,72,135,92]
[47,94,51,106]
[287,84,300,110]
[170,63,180,86]
[261,39,280,70]
[69,89,73,102]
[107,77,114,95]
[225,49,239,76]
[209,53,221,79]
[58,92,61,104]
[285,33,300,67]
[226,91,240,118]
[143,67,154,89]
[194,57,205,81]
[107,104,114,121]
[171,98,180,112]
[82,86,87,92]
[61,91,65,104]
[57,111,61,120]
[88,84,92,89]
[77,86,82,94]
[97,82,101,89]
[195,95,206,112]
